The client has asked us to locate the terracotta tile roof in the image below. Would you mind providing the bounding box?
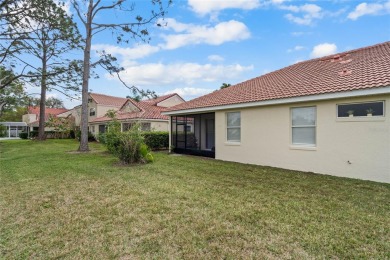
[28,106,68,115]
[90,99,169,123]
[89,92,127,107]
[27,107,69,125]
[141,93,182,106]
[166,41,390,112]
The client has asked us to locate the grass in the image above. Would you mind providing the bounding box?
[0,139,389,259]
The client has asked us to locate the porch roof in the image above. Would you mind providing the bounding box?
[0,122,27,127]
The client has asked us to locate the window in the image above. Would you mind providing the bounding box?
[89,108,96,116]
[337,101,384,117]
[99,125,106,133]
[291,106,316,146]
[122,122,134,131]
[226,112,241,142]
[141,123,151,131]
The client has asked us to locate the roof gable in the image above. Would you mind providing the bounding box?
[89,93,127,107]
[142,93,184,107]
[119,99,142,113]
[166,41,390,112]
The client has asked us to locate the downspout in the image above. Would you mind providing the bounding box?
[168,116,172,152]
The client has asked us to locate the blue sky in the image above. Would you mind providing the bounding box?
[41,0,390,109]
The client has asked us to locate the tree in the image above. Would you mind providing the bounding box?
[46,114,75,138]
[4,0,82,140]
[220,83,231,89]
[71,0,171,152]
[29,97,65,108]
[0,66,28,117]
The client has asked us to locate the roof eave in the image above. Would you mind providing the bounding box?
[163,86,390,116]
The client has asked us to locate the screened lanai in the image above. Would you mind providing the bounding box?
[171,113,215,158]
[0,122,27,138]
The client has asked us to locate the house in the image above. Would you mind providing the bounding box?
[22,106,69,131]
[163,42,390,183]
[89,93,185,134]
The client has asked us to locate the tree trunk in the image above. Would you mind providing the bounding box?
[78,0,93,152]
[37,47,47,141]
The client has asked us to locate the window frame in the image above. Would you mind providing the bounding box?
[226,111,241,143]
[291,106,317,148]
[89,107,96,117]
[336,100,385,118]
[141,122,151,131]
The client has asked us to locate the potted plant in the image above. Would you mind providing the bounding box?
[347,110,354,117]
[366,108,374,116]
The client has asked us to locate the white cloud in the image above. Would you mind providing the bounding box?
[112,62,253,87]
[287,45,305,52]
[188,0,261,16]
[282,4,323,25]
[310,43,337,58]
[208,55,225,62]
[347,1,390,20]
[163,87,212,99]
[53,0,71,15]
[161,19,251,49]
[271,0,287,4]
[91,44,160,60]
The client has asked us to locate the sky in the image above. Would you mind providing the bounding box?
[36,0,390,109]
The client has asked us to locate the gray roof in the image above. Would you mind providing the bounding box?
[0,122,27,126]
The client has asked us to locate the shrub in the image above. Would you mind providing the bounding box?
[142,131,169,150]
[30,130,39,138]
[97,133,106,144]
[69,130,76,139]
[0,125,6,137]
[19,132,28,139]
[75,130,96,142]
[102,122,153,164]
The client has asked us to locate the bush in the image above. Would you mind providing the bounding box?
[102,122,153,164]
[97,133,106,144]
[30,130,39,138]
[69,130,76,139]
[19,132,28,139]
[30,130,70,139]
[75,130,96,142]
[142,131,169,150]
[0,125,6,137]
[104,131,120,154]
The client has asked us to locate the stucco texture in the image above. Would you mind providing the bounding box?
[215,95,390,183]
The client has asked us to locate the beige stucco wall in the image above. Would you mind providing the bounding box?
[88,120,169,135]
[150,121,169,131]
[158,95,184,108]
[87,99,121,122]
[215,94,390,183]
[22,114,36,124]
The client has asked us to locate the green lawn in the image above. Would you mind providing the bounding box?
[0,140,389,259]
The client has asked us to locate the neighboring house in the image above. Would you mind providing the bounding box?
[89,93,185,135]
[164,42,390,183]
[22,107,68,131]
[56,93,128,130]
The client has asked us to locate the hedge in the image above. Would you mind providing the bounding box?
[19,132,28,139]
[142,131,169,150]
[30,130,71,139]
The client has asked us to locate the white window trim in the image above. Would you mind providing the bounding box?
[226,111,241,143]
[290,106,317,148]
[336,100,385,119]
[89,107,96,117]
